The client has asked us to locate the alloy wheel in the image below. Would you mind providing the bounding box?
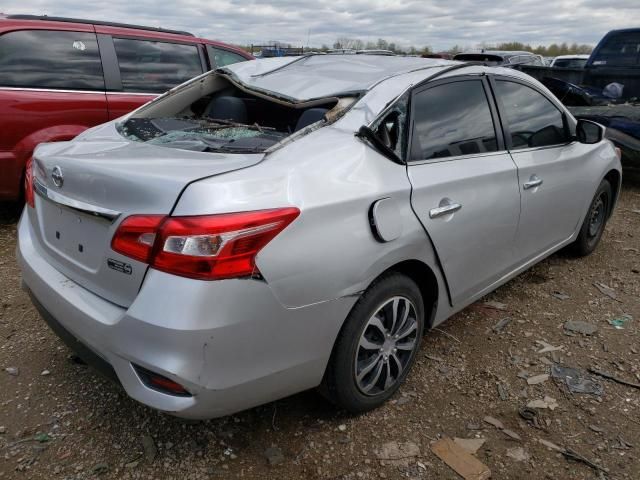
[354,296,419,396]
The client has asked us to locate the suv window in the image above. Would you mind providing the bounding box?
[207,45,247,68]
[592,31,640,66]
[0,30,104,90]
[495,80,569,150]
[113,38,202,93]
[410,80,498,161]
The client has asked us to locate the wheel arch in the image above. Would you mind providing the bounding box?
[319,258,440,401]
[12,125,90,200]
[326,258,440,368]
[386,259,439,328]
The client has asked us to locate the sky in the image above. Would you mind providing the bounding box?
[3,0,640,51]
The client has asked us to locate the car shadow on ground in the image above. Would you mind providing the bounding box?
[0,201,21,225]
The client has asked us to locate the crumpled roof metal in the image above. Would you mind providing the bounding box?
[220,55,455,102]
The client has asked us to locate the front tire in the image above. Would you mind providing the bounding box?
[570,179,612,257]
[321,272,425,413]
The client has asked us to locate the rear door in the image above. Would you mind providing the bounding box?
[98,35,204,119]
[407,77,521,305]
[490,77,589,262]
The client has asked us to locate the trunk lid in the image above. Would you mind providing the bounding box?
[30,125,264,307]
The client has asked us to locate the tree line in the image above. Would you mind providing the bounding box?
[327,38,593,56]
[237,38,593,57]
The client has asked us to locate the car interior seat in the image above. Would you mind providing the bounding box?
[207,96,248,124]
[295,108,328,131]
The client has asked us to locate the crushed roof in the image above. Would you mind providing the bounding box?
[221,54,456,102]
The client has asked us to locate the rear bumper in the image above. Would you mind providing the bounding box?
[17,210,356,419]
[28,291,120,385]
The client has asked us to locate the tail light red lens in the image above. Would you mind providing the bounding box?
[24,157,35,208]
[111,215,165,263]
[112,208,300,280]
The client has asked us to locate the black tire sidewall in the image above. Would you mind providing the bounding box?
[324,273,425,413]
[573,179,612,256]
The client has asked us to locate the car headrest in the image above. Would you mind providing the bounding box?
[295,108,329,131]
[206,96,248,124]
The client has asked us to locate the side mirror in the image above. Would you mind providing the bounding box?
[576,119,604,144]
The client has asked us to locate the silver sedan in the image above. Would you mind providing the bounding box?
[17,55,621,418]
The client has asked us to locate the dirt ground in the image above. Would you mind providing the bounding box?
[0,178,639,480]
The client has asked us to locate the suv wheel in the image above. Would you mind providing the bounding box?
[321,273,424,413]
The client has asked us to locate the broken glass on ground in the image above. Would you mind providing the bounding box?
[608,313,633,329]
[551,365,604,396]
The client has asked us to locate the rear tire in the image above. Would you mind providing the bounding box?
[321,272,424,413]
[569,179,612,257]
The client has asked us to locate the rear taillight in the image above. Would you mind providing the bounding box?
[614,147,622,161]
[24,157,35,208]
[111,208,300,280]
[111,215,165,263]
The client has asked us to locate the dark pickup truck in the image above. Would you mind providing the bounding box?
[517,29,640,167]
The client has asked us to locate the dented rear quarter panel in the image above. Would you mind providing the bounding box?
[173,125,448,311]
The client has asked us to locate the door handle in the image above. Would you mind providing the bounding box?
[523,175,543,190]
[429,202,462,219]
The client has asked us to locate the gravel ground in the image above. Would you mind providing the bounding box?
[1,178,639,480]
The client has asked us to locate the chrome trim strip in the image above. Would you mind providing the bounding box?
[0,87,105,94]
[0,87,161,96]
[408,150,510,165]
[34,177,121,222]
[107,91,162,96]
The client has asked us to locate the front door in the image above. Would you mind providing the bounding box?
[491,78,589,262]
[407,78,521,305]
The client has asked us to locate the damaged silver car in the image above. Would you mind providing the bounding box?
[18,55,621,418]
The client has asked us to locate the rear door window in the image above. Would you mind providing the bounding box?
[0,30,104,90]
[206,45,247,68]
[410,80,498,161]
[495,80,569,150]
[113,38,203,93]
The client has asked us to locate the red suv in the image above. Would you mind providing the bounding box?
[0,14,253,201]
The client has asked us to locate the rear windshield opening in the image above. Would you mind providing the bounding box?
[118,82,339,154]
[453,54,504,66]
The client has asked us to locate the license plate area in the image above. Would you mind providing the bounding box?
[39,199,110,272]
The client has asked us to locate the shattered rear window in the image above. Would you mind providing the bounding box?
[118,117,288,153]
